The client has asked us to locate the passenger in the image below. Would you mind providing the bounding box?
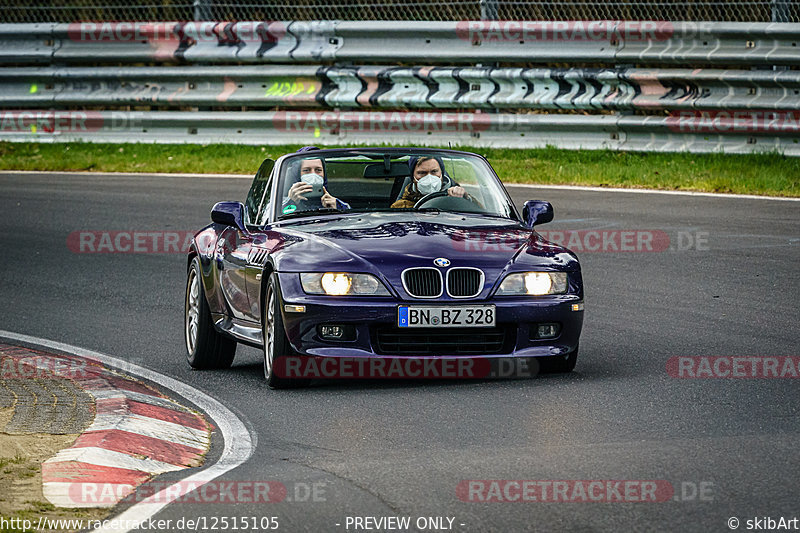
[391,156,470,209]
[283,146,350,212]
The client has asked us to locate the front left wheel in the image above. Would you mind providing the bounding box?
[185,257,236,369]
[263,273,309,389]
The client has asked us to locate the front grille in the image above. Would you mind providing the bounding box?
[374,326,513,355]
[402,268,442,298]
[447,268,483,298]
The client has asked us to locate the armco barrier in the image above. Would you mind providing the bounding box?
[0,20,798,154]
[2,65,799,112]
[1,110,798,155]
[1,21,799,66]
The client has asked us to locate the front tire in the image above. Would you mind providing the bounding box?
[263,273,309,389]
[185,257,236,369]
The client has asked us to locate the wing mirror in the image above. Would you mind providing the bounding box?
[522,200,554,229]
[211,201,246,232]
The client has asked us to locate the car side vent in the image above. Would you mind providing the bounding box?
[402,268,443,298]
[447,268,483,298]
[249,248,269,266]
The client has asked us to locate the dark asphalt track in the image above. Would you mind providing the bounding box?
[1,172,798,532]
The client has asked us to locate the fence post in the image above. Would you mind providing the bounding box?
[480,0,499,20]
[193,0,213,21]
[771,0,790,22]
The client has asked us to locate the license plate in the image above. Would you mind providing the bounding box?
[398,305,496,328]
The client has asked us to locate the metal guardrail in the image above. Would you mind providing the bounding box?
[2,21,799,66]
[1,110,798,155]
[3,65,800,112]
[0,21,799,155]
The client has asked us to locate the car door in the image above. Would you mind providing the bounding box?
[216,225,252,322]
[243,158,275,323]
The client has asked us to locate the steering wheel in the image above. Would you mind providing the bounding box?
[413,191,449,209]
[414,191,483,213]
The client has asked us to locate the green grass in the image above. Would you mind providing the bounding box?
[0,456,25,469]
[1,142,798,197]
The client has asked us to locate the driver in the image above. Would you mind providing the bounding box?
[391,156,470,209]
[283,146,350,213]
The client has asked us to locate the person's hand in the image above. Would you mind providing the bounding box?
[321,187,339,209]
[447,186,467,198]
[288,181,312,203]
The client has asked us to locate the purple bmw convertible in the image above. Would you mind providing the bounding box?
[184,147,584,388]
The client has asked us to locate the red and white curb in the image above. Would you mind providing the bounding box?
[0,342,212,508]
[0,330,253,533]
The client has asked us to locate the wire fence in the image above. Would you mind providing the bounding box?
[2,0,797,23]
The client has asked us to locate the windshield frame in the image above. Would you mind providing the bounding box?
[267,148,520,225]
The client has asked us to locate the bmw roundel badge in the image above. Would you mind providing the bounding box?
[434,257,451,268]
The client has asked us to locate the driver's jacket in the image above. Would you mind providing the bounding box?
[390,177,483,210]
[390,183,424,209]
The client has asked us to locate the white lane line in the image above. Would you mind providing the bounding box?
[86,414,209,449]
[2,170,797,201]
[0,170,251,179]
[0,330,255,533]
[44,447,185,474]
[505,183,800,202]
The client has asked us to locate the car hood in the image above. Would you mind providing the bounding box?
[262,212,578,297]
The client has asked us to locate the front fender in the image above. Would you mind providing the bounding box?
[257,258,277,325]
[190,225,229,316]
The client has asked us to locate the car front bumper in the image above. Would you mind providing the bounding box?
[277,273,583,359]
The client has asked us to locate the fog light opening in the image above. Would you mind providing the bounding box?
[320,325,344,339]
[536,323,561,339]
[318,324,355,341]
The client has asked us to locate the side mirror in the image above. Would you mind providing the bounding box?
[211,201,246,232]
[522,200,554,229]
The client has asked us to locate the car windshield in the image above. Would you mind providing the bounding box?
[270,150,516,222]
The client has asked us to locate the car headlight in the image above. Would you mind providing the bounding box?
[497,272,568,296]
[299,272,390,296]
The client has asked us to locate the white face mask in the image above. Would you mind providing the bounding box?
[301,173,324,187]
[416,174,441,196]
